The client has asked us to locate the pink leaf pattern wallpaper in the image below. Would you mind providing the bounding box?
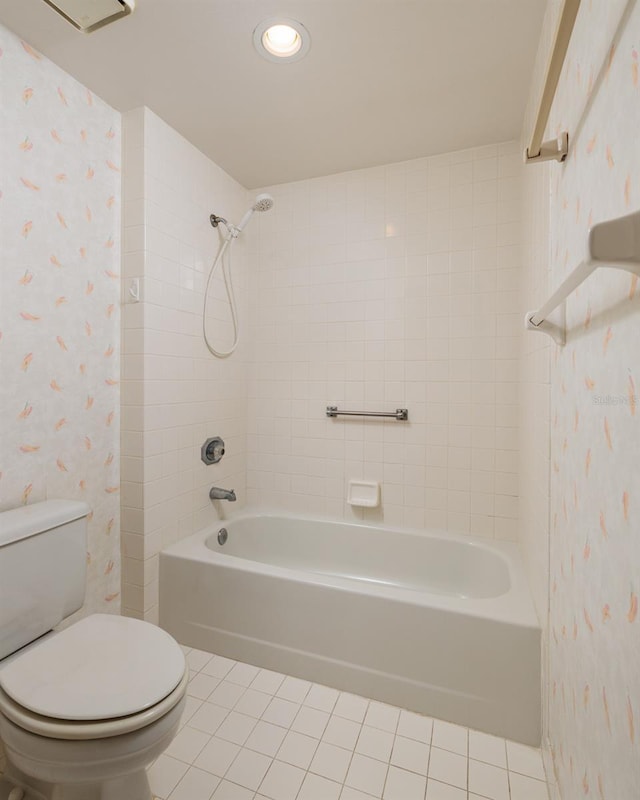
[0,24,121,614]
[523,1,640,798]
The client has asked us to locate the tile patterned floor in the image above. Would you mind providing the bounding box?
[150,645,551,800]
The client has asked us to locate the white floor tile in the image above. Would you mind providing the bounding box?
[390,735,429,775]
[383,765,427,800]
[250,669,286,695]
[509,771,550,800]
[180,695,204,726]
[431,720,468,756]
[425,779,467,800]
[189,702,229,735]
[506,741,547,780]
[215,711,258,746]
[149,755,189,799]
[202,656,236,680]
[291,705,331,738]
[277,730,320,769]
[169,642,550,800]
[310,741,352,783]
[259,760,306,800]
[208,681,246,710]
[276,675,312,703]
[299,772,342,800]
[396,710,433,744]
[194,736,241,777]
[427,747,467,790]
[345,753,388,797]
[340,788,379,800]
[355,726,394,762]
[334,692,369,723]
[210,780,254,799]
[244,720,288,757]
[234,688,272,719]
[187,649,214,673]
[323,715,362,750]
[262,697,301,728]
[226,662,261,687]
[468,759,509,800]
[364,702,400,734]
[168,766,220,800]
[224,748,272,791]
[166,725,211,764]
[468,730,507,768]
[188,673,221,701]
[304,684,340,713]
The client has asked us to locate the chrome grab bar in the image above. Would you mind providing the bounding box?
[326,406,408,421]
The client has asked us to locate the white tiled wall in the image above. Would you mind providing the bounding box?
[121,108,251,621]
[246,144,523,539]
[120,120,526,617]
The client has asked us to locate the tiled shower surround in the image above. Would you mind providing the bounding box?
[121,108,251,622]
[121,116,525,624]
[248,145,523,537]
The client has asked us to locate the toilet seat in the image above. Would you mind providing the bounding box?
[0,669,188,740]
[0,614,188,740]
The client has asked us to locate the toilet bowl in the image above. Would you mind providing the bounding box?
[0,501,189,800]
[0,614,188,800]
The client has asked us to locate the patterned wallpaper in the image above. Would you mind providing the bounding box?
[0,25,122,615]
[523,2,640,798]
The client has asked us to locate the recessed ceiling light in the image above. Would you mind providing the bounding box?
[253,18,311,63]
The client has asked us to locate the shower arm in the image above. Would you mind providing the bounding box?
[210,214,239,240]
[210,214,229,229]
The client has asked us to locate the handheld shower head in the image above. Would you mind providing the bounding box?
[235,193,275,234]
[253,193,275,213]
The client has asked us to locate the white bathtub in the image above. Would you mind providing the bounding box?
[159,514,541,745]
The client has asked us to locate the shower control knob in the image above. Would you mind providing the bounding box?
[201,437,225,465]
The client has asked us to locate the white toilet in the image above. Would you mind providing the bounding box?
[0,500,188,800]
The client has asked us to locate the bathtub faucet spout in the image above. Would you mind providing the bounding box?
[209,486,236,502]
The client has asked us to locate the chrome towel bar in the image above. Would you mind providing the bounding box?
[326,406,408,421]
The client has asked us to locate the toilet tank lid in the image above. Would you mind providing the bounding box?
[0,500,91,548]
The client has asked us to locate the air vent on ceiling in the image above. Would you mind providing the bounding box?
[41,0,135,33]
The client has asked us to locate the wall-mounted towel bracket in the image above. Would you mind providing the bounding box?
[524,309,566,346]
[524,132,569,164]
[525,210,640,345]
[524,0,581,166]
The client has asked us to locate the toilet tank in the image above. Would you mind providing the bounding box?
[0,500,90,660]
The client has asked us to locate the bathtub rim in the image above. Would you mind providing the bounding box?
[162,510,540,630]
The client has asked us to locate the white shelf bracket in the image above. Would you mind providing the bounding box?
[525,210,640,345]
[524,310,566,346]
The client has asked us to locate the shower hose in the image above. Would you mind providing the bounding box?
[203,232,238,358]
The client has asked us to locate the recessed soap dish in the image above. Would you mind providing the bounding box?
[347,480,380,508]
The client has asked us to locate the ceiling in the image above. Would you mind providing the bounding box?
[0,0,546,188]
